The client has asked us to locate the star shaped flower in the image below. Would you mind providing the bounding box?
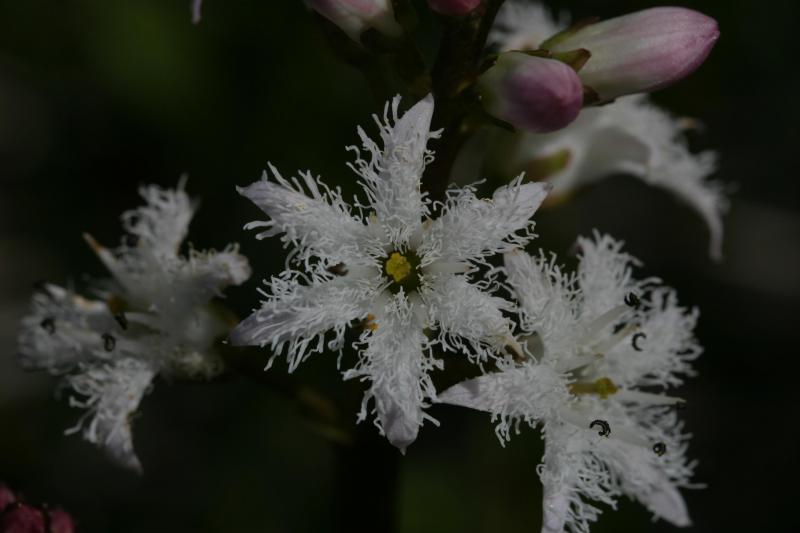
[18,180,250,472]
[230,95,550,451]
[440,233,700,532]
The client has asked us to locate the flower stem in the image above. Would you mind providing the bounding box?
[423,0,506,203]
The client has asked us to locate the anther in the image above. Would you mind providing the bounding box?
[114,312,128,330]
[590,419,611,437]
[624,292,641,308]
[653,442,666,456]
[40,317,55,334]
[102,333,116,352]
[631,332,646,351]
[326,263,348,277]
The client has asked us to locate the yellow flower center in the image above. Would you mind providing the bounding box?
[569,377,619,399]
[385,252,412,283]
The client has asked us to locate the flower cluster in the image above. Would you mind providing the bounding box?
[18,181,250,472]
[14,1,723,532]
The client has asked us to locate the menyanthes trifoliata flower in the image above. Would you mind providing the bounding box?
[18,180,250,472]
[230,94,550,452]
[440,233,700,533]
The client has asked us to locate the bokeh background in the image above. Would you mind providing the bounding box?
[1,1,798,532]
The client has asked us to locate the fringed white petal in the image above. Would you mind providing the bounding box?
[539,423,616,533]
[504,249,578,349]
[575,232,642,324]
[423,275,517,361]
[229,276,376,371]
[349,94,438,244]
[122,178,195,258]
[438,360,567,443]
[344,293,439,453]
[162,246,251,315]
[63,358,156,473]
[420,177,549,263]
[238,165,379,263]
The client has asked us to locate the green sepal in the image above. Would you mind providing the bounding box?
[522,148,572,181]
[540,16,600,50]
[552,48,591,72]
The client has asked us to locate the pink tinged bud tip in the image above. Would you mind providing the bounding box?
[427,0,482,17]
[0,485,16,511]
[0,504,46,533]
[48,509,76,533]
[547,7,719,102]
[305,0,402,42]
[479,52,584,133]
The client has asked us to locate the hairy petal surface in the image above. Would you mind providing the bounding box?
[349,95,438,244]
[230,275,377,371]
[64,358,156,473]
[423,275,516,361]
[239,165,378,263]
[420,177,549,263]
[345,294,440,452]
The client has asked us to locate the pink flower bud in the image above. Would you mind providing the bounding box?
[305,0,402,42]
[48,509,76,533]
[0,485,16,511]
[427,0,482,17]
[546,7,719,102]
[479,52,583,133]
[0,504,45,533]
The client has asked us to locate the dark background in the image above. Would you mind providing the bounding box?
[1,1,798,532]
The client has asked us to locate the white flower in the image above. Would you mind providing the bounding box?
[18,181,250,472]
[439,233,700,533]
[489,1,728,259]
[230,95,550,452]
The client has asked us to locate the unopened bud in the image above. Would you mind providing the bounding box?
[0,484,16,511]
[427,0,482,17]
[479,52,583,133]
[544,7,719,102]
[305,0,402,42]
[48,509,76,533]
[0,503,45,533]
